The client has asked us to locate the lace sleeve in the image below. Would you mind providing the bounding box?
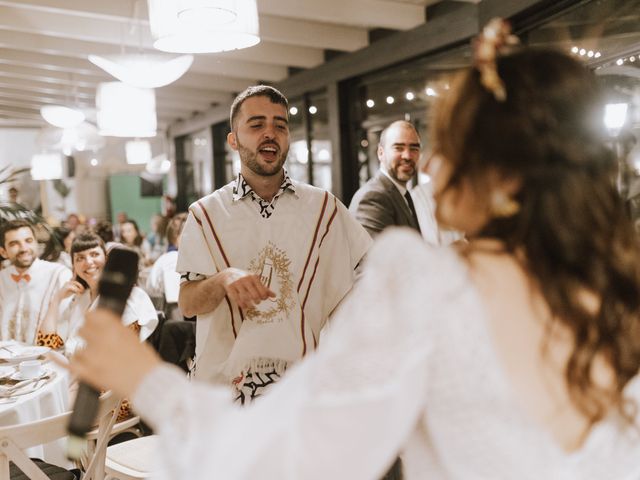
[137,229,455,480]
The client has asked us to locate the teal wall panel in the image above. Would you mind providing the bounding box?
[108,174,162,235]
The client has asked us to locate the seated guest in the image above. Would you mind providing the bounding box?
[144,214,169,263]
[40,233,157,356]
[41,226,75,269]
[70,22,640,479]
[113,211,128,243]
[120,219,148,265]
[0,219,71,345]
[146,213,187,320]
[93,220,121,252]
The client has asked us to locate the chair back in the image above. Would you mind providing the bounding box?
[0,411,72,480]
[0,390,122,480]
[146,311,166,352]
[80,390,122,480]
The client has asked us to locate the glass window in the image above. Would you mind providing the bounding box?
[178,128,213,205]
[286,96,308,183]
[350,45,471,188]
[309,90,332,191]
[519,0,640,220]
[345,0,640,205]
[285,90,333,190]
[224,141,241,182]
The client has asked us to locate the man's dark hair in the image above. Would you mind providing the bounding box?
[0,219,35,247]
[166,213,187,247]
[229,85,288,130]
[41,226,72,262]
[93,220,114,243]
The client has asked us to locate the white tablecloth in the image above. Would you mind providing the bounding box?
[0,356,70,468]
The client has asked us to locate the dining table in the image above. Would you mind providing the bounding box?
[0,342,72,469]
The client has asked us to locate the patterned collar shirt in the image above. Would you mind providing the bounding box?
[232,170,296,218]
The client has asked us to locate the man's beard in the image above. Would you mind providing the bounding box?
[13,251,34,269]
[391,162,416,183]
[237,138,288,177]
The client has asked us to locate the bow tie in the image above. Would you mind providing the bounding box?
[11,273,31,283]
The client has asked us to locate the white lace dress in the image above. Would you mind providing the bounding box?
[133,229,640,480]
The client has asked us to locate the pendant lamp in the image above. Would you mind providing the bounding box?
[40,105,85,129]
[178,0,238,25]
[126,140,153,165]
[31,153,64,180]
[146,153,172,174]
[148,0,260,53]
[97,82,157,138]
[88,53,193,89]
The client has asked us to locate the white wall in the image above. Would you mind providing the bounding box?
[0,128,41,208]
[0,127,171,223]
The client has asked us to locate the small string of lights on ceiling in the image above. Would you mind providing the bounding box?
[570,45,640,70]
[288,106,319,116]
[363,85,446,110]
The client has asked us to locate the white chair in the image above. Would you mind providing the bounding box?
[82,391,126,480]
[0,391,122,480]
[104,434,157,480]
[80,414,144,473]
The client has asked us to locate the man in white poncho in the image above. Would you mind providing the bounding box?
[177,85,371,403]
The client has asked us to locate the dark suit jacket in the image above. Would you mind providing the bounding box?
[348,171,420,238]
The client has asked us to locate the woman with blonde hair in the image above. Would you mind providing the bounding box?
[68,20,640,480]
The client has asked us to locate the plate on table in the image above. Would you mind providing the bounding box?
[0,345,50,364]
[10,368,50,382]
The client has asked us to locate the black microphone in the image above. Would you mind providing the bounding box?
[67,247,139,460]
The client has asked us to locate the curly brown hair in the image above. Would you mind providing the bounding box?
[432,48,640,424]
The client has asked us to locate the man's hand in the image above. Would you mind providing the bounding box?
[179,267,277,317]
[220,268,276,310]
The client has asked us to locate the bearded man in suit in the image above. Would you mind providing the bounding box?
[349,120,422,238]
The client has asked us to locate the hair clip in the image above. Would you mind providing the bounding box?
[473,18,520,102]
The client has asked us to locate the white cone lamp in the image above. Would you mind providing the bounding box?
[96,82,157,138]
[88,53,194,89]
[40,105,85,129]
[148,0,260,53]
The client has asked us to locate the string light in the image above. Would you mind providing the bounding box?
[289,106,298,115]
[366,99,375,108]
[308,105,317,114]
[405,92,415,101]
[386,96,395,104]
[425,87,437,97]
[571,47,601,59]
